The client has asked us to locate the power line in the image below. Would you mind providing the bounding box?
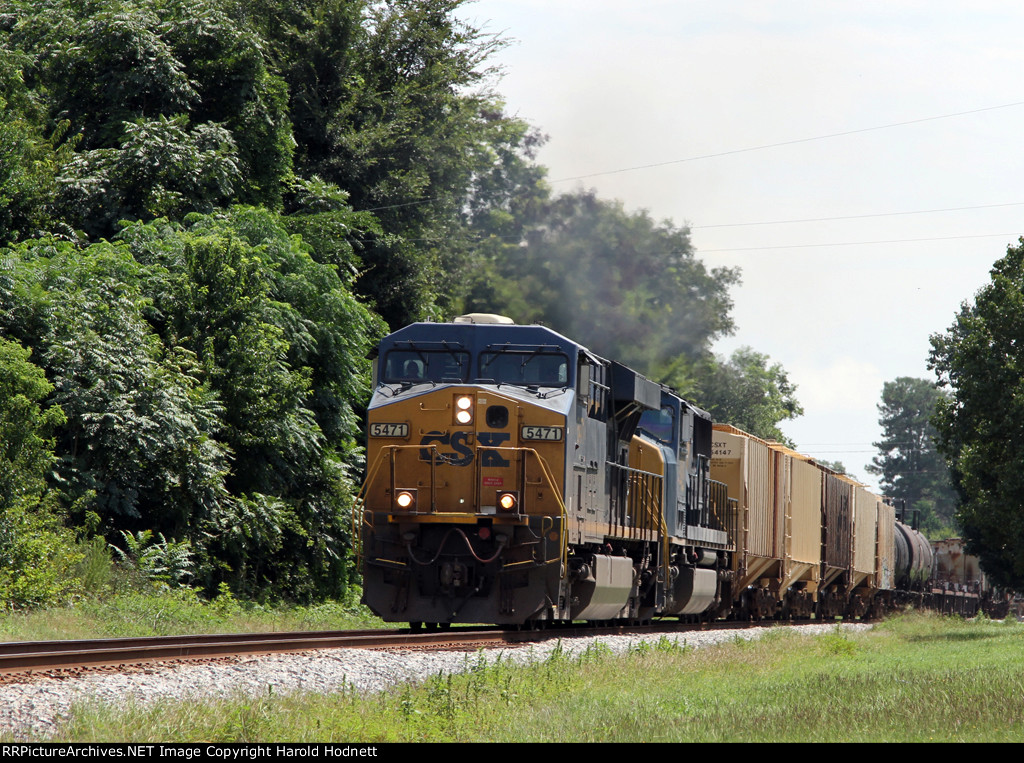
[338,228,1020,255]
[347,199,1024,244]
[550,100,1024,183]
[693,202,1024,230]
[355,101,1024,217]
[699,232,1016,253]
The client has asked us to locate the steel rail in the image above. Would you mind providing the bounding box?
[0,626,544,675]
[0,619,855,677]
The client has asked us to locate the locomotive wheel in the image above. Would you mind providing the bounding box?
[408,621,423,632]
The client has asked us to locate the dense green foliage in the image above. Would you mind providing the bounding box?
[0,336,63,510]
[694,347,804,445]
[0,0,518,602]
[0,211,385,599]
[929,240,1024,587]
[239,0,537,328]
[6,0,291,237]
[866,377,957,537]
[0,46,60,245]
[1,0,536,323]
[0,0,803,607]
[0,337,82,607]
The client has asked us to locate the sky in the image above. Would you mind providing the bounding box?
[455,0,1024,489]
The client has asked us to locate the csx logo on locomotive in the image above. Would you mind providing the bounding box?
[418,431,511,467]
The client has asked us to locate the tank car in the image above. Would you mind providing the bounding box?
[895,521,933,591]
[356,314,735,627]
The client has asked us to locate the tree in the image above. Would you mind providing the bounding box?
[4,0,537,325]
[0,336,81,608]
[243,0,537,326]
[693,347,803,446]
[865,377,957,536]
[0,45,60,244]
[0,237,233,532]
[0,0,534,603]
[816,459,853,478]
[929,239,1024,587]
[465,190,740,377]
[57,115,241,239]
[6,0,293,228]
[120,208,386,598]
[0,337,64,511]
[0,208,385,600]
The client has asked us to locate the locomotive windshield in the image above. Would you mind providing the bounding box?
[382,349,470,383]
[479,350,569,387]
[638,405,675,445]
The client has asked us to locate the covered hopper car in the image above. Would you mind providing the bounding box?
[355,315,1000,626]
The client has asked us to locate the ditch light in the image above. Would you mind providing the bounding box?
[394,489,418,511]
[496,490,519,513]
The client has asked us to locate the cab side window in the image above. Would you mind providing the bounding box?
[588,362,609,421]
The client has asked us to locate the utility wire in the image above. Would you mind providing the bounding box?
[358,101,1024,214]
[699,232,1016,253]
[550,101,1024,183]
[344,200,1024,246]
[693,202,1024,230]
[339,229,1019,254]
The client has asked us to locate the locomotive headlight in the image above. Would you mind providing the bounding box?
[496,490,519,513]
[394,489,418,511]
[453,395,474,425]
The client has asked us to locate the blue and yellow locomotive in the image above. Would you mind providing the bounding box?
[357,314,735,626]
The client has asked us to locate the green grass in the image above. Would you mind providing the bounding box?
[0,586,389,642]
[0,535,392,641]
[15,612,1024,742]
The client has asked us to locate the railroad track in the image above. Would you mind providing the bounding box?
[0,619,839,679]
[0,628,496,675]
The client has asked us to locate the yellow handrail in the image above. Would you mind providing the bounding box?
[630,469,669,601]
[350,445,400,567]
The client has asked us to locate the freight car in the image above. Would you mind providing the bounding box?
[920,537,1010,618]
[709,425,895,621]
[355,315,1000,626]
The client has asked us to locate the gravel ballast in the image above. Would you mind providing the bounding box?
[0,622,871,739]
